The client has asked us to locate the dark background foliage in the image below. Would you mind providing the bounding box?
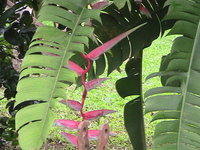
[0,0,37,147]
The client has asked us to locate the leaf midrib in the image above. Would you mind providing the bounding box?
[177,21,200,149]
[37,6,86,145]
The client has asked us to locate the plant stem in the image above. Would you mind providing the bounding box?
[80,53,91,119]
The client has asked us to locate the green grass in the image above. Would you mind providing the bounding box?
[0,34,175,149]
[49,34,175,149]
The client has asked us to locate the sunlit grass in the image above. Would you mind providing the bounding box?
[0,34,176,149]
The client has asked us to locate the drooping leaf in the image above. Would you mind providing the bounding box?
[87,24,146,60]
[116,76,141,98]
[60,132,78,147]
[124,97,146,150]
[85,78,108,91]
[59,100,82,111]
[83,109,116,120]
[118,53,146,150]
[116,57,142,98]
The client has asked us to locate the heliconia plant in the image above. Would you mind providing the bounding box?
[13,0,149,149]
[54,19,145,148]
[55,52,116,148]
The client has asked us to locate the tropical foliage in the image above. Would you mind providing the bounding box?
[145,1,200,149]
[53,21,145,147]
[0,0,37,146]
[1,0,200,149]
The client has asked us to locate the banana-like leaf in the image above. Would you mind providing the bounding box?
[117,53,146,150]
[124,97,146,150]
[145,0,200,149]
[15,0,101,149]
[89,0,172,76]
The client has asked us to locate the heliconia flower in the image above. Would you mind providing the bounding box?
[88,130,117,140]
[90,0,111,9]
[66,60,85,76]
[59,100,82,111]
[85,78,108,91]
[139,4,151,18]
[54,119,80,130]
[83,109,117,120]
[60,132,78,147]
[87,24,145,60]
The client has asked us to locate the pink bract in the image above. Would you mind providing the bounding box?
[87,27,140,60]
[88,130,117,140]
[61,132,78,147]
[60,100,82,111]
[83,109,116,120]
[88,130,99,140]
[66,60,84,76]
[55,119,80,130]
[85,78,108,91]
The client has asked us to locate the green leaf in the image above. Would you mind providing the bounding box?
[118,53,146,150]
[124,97,146,150]
[116,58,142,98]
[15,0,101,149]
[87,0,172,77]
[145,0,200,147]
[116,76,140,98]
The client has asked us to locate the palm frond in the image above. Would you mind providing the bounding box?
[145,0,200,149]
[15,0,100,149]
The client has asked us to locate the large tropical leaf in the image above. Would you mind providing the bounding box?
[90,0,171,76]
[145,0,200,149]
[117,53,147,150]
[14,0,101,149]
[114,0,171,149]
[70,0,172,80]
